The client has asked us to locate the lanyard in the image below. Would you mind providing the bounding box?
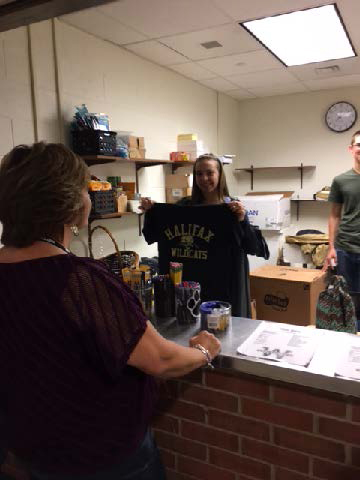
[38,237,71,254]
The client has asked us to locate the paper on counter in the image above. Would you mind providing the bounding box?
[335,336,360,380]
[237,321,320,367]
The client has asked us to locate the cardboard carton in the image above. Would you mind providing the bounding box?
[166,187,192,203]
[165,174,193,188]
[250,265,326,326]
[119,135,145,150]
[237,191,292,230]
[129,147,146,159]
[117,194,127,213]
[177,133,197,141]
[118,182,136,196]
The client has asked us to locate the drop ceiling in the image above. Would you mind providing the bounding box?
[60,0,360,100]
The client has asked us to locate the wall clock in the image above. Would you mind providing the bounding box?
[325,101,357,132]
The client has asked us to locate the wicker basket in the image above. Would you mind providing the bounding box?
[89,225,139,279]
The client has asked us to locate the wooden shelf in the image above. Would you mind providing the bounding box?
[235,165,316,173]
[135,158,172,169]
[82,155,195,172]
[171,160,195,172]
[82,155,172,168]
[234,164,316,190]
[291,197,329,220]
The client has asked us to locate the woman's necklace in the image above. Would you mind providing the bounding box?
[38,237,71,254]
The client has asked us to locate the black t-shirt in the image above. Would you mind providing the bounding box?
[143,203,240,303]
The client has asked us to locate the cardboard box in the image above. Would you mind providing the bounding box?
[120,135,145,149]
[237,191,292,230]
[177,133,197,141]
[165,174,193,188]
[117,194,127,213]
[176,140,206,161]
[250,265,326,326]
[118,182,136,195]
[177,139,204,150]
[129,147,146,159]
[166,187,192,203]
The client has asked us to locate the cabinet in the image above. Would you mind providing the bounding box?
[234,164,316,190]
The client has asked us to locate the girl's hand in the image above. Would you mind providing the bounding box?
[227,200,245,221]
[140,197,155,212]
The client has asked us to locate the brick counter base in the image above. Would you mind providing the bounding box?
[152,368,360,480]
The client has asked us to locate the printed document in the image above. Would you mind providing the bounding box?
[335,336,360,380]
[237,322,320,367]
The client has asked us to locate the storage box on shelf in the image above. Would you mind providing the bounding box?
[165,174,192,203]
[177,139,205,161]
[237,191,292,231]
[89,190,116,215]
[72,130,117,156]
[117,134,146,159]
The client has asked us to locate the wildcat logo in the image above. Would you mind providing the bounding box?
[171,247,207,260]
[264,293,289,311]
[172,234,207,259]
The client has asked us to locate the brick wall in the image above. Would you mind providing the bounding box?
[152,368,360,480]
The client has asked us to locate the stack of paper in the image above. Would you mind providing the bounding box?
[237,322,320,367]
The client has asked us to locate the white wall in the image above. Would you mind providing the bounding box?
[0,27,34,156]
[236,87,360,268]
[0,19,241,259]
[1,18,359,269]
[53,19,240,259]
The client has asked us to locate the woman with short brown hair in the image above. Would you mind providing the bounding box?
[0,142,220,479]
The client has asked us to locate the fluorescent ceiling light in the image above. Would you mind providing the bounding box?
[241,4,355,67]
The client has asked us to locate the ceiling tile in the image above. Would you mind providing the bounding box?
[246,82,308,97]
[197,76,239,91]
[225,88,255,100]
[304,74,360,91]
[169,62,216,80]
[212,0,330,22]
[335,0,360,59]
[226,68,300,88]
[60,8,146,45]
[99,0,232,38]
[197,49,282,76]
[125,40,189,65]
[289,56,360,81]
[161,23,261,61]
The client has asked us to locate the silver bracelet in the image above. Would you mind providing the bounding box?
[193,344,214,369]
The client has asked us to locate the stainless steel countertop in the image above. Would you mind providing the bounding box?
[153,316,360,398]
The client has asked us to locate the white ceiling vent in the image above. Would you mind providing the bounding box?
[315,65,340,76]
[200,40,222,49]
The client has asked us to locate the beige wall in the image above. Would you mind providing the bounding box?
[1,18,359,267]
[0,19,240,259]
[0,27,34,156]
[236,87,360,268]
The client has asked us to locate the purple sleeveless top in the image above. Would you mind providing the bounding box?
[0,254,158,474]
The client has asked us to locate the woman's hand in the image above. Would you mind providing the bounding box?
[140,197,155,212]
[227,200,246,221]
[189,330,221,361]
